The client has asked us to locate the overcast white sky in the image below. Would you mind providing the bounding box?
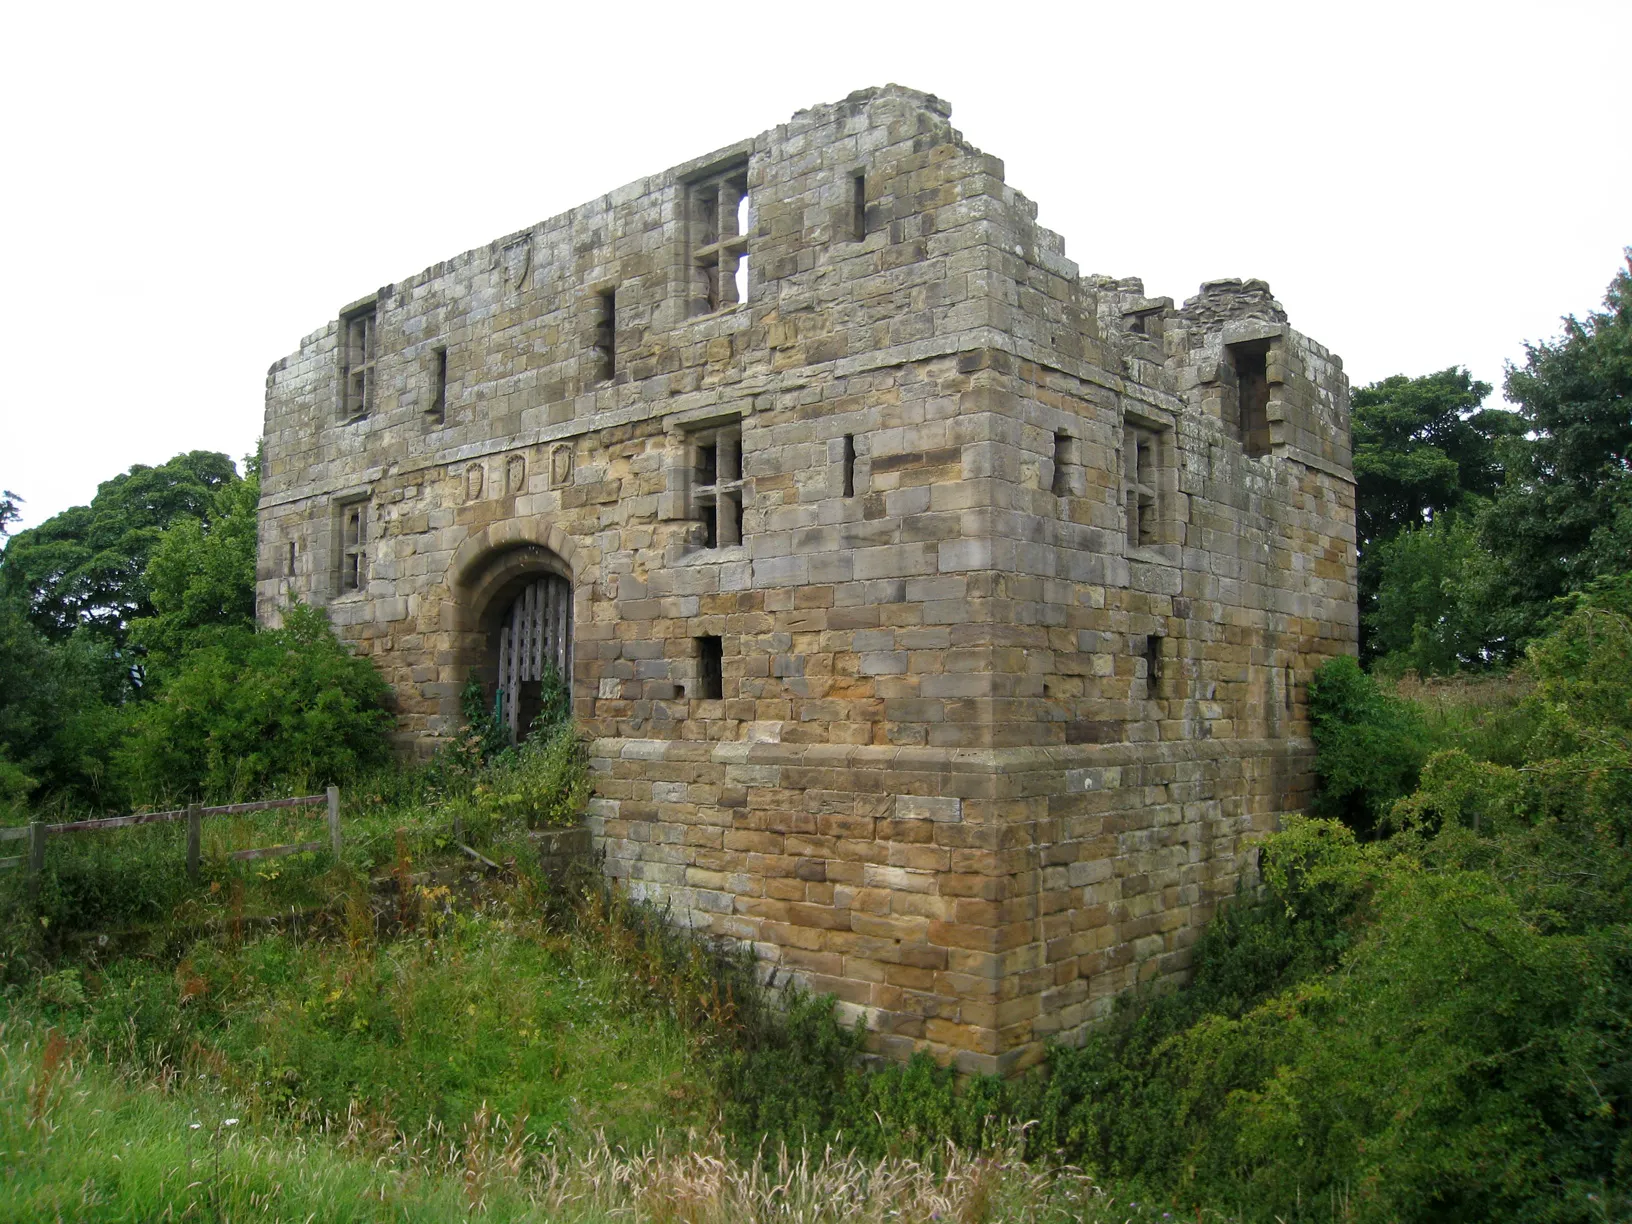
[1,1,1626,532]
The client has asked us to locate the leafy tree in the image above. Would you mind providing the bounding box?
[0,451,239,649]
[0,490,20,538]
[1350,368,1523,661]
[0,596,126,807]
[1368,509,1507,673]
[128,460,260,673]
[1484,252,1632,641]
[1352,368,1515,546]
[115,603,394,804]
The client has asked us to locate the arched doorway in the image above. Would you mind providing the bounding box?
[494,573,572,740]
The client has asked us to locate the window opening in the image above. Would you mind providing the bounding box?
[594,289,617,382]
[842,433,856,498]
[428,346,447,425]
[851,172,866,241]
[689,422,743,549]
[1144,634,1163,697]
[1229,342,1271,457]
[339,502,367,593]
[1285,663,1295,711]
[686,163,749,315]
[696,635,723,700]
[1052,430,1080,497]
[340,305,376,423]
[286,540,296,577]
[734,193,750,305]
[1123,424,1161,547]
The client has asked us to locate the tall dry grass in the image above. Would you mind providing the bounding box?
[2,1016,1194,1223]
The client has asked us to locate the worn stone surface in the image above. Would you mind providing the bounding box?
[258,85,1356,1075]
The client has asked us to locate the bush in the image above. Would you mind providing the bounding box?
[1307,654,1429,835]
[116,603,394,804]
[466,722,589,831]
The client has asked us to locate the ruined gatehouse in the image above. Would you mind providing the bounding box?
[257,85,1357,1074]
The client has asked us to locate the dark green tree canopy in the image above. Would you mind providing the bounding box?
[1486,252,1632,626]
[1350,368,1524,663]
[0,451,239,646]
[1350,367,1521,555]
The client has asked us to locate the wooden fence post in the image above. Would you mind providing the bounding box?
[186,804,202,881]
[27,821,45,903]
[327,786,342,861]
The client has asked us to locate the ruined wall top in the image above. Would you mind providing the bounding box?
[260,84,1350,521]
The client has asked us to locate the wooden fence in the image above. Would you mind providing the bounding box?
[0,787,341,897]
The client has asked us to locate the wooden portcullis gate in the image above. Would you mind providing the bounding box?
[495,574,572,740]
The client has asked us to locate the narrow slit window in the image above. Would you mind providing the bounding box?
[696,635,723,700]
[594,289,617,382]
[842,433,856,498]
[1144,634,1163,697]
[1052,430,1080,497]
[1285,664,1295,711]
[851,172,866,241]
[286,540,296,577]
[428,346,447,425]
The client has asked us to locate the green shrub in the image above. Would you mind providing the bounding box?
[1307,654,1430,835]
[466,720,589,831]
[116,603,394,804]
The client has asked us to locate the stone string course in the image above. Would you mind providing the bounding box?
[258,85,1357,1075]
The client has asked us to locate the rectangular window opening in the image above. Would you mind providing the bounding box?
[1123,423,1162,548]
[340,306,376,423]
[689,422,744,550]
[842,433,856,498]
[428,346,447,425]
[719,491,741,547]
[696,636,723,700]
[1285,664,1295,711]
[1052,430,1080,497]
[286,540,296,577]
[687,163,749,316]
[1144,634,1163,697]
[851,172,866,241]
[1230,343,1271,458]
[339,503,367,593]
[594,289,617,382]
[734,191,750,305]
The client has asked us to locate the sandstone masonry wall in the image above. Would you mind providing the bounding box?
[259,85,1356,1074]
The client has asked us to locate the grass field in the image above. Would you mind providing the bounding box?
[0,873,1193,1224]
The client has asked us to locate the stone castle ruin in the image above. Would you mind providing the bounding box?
[258,86,1356,1074]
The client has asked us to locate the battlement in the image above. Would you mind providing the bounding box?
[258,87,1356,1073]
